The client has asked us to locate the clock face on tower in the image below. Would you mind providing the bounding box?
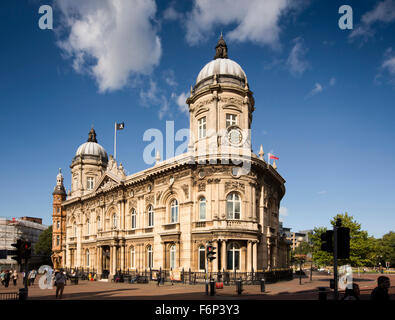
[227,126,243,146]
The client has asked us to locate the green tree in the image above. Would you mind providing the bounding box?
[376,231,395,267]
[311,227,333,267]
[330,213,376,267]
[34,225,52,257]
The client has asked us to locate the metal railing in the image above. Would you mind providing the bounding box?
[0,292,19,300]
[62,267,293,285]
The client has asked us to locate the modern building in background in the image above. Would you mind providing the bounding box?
[52,37,290,278]
[279,222,312,251]
[0,217,48,268]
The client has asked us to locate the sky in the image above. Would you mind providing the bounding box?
[0,0,394,238]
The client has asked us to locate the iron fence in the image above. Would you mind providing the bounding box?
[62,267,293,285]
[0,292,19,300]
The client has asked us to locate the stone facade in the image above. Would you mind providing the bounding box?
[51,37,290,277]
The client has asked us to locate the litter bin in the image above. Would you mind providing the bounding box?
[260,278,265,292]
[318,287,328,301]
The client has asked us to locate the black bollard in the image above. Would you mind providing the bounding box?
[236,279,243,295]
[260,278,265,292]
[210,279,215,296]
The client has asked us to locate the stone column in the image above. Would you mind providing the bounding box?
[121,245,125,272]
[109,246,113,275]
[247,241,252,272]
[213,240,219,272]
[221,240,227,271]
[252,241,257,271]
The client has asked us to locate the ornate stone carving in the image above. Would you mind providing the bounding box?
[198,182,206,192]
[182,184,189,199]
[175,171,189,180]
[145,194,154,206]
[220,96,244,106]
[225,181,245,193]
[156,191,162,202]
[207,178,221,184]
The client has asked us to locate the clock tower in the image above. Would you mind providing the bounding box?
[187,35,255,161]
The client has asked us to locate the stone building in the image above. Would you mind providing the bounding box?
[51,36,289,277]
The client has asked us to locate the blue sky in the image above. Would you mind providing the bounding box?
[0,0,394,237]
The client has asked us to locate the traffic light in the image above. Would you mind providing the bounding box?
[206,242,216,261]
[337,227,350,259]
[21,241,32,260]
[321,230,334,253]
[10,239,23,264]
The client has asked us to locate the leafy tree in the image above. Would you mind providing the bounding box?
[34,225,52,257]
[330,213,376,267]
[376,231,395,267]
[311,227,333,266]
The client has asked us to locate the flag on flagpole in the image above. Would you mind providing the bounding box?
[269,154,279,160]
[116,122,125,130]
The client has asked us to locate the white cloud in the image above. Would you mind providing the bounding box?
[163,3,184,21]
[305,83,323,99]
[329,77,336,86]
[55,0,162,92]
[279,206,288,222]
[163,69,178,87]
[378,47,395,86]
[140,79,171,120]
[185,0,299,47]
[349,0,395,42]
[172,92,189,115]
[287,37,309,76]
[317,190,327,195]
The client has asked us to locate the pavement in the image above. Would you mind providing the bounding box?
[0,272,394,300]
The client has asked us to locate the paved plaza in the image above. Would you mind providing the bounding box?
[0,272,394,300]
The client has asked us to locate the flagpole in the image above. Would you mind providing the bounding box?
[268,153,271,166]
[114,122,117,160]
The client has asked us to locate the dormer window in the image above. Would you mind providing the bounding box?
[198,117,206,139]
[226,114,237,127]
[87,177,94,190]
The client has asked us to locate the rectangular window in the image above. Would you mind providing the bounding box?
[56,221,60,229]
[87,177,94,190]
[198,117,206,139]
[226,114,237,127]
[56,236,60,246]
[131,214,136,229]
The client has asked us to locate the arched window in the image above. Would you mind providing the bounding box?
[73,223,77,237]
[170,200,178,223]
[112,213,118,229]
[56,235,60,246]
[131,209,137,229]
[86,250,90,267]
[86,219,90,235]
[199,197,206,220]
[198,246,206,271]
[227,243,240,271]
[97,216,101,231]
[226,192,241,219]
[170,245,176,270]
[147,245,153,269]
[148,205,154,227]
[130,246,135,268]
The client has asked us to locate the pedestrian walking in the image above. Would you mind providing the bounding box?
[29,269,37,286]
[371,276,390,301]
[12,270,18,286]
[4,270,10,288]
[0,270,5,286]
[55,269,66,299]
